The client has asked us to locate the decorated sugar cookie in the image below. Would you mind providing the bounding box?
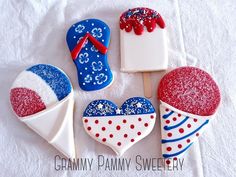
[120,7,168,97]
[10,64,76,159]
[157,67,221,161]
[66,19,113,91]
[83,97,156,156]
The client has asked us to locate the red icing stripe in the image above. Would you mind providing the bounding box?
[10,88,46,117]
[120,7,165,35]
[71,33,108,60]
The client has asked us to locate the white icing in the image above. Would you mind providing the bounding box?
[120,28,168,72]
[160,101,215,120]
[11,71,58,107]
[21,92,76,159]
[83,113,156,156]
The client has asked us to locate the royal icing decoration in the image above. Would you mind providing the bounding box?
[10,64,76,158]
[120,7,165,35]
[157,67,221,161]
[120,7,168,72]
[82,97,156,156]
[67,19,113,91]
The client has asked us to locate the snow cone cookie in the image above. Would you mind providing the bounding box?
[66,19,113,91]
[157,67,221,161]
[83,97,156,156]
[10,64,76,159]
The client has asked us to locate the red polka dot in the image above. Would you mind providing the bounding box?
[95,133,99,137]
[196,133,199,136]
[187,124,191,128]
[109,134,113,138]
[102,127,106,131]
[150,115,154,119]
[117,142,121,146]
[166,147,172,151]
[102,138,106,142]
[179,128,184,133]
[178,114,181,117]
[123,119,127,123]
[131,139,134,142]
[173,117,177,121]
[87,127,91,131]
[95,120,99,124]
[130,124,135,129]
[166,160,170,165]
[178,144,182,148]
[124,134,128,138]
[116,125,121,130]
[84,119,88,123]
[165,108,169,112]
[187,139,191,143]
[138,118,142,121]
[108,120,112,124]
[194,119,198,122]
[167,133,172,137]
[173,157,177,161]
[144,123,148,127]
[166,120,170,124]
[137,132,141,136]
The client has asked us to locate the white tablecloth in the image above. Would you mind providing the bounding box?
[1,0,236,176]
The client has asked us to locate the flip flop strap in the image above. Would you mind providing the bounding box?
[71,33,108,60]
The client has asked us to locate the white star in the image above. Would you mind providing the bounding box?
[97,103,103,109]
[136,102,142,108]
[116,109,121,114]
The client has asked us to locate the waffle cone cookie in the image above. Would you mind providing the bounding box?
[10,64,76,159]
[157,67,221,162]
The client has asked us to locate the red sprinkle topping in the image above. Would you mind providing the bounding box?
[120,7,165,35]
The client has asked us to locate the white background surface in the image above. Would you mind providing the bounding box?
[0,0,236,177]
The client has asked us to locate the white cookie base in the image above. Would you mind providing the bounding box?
[20,92,76,159]
[83,113,156,156]
[120,28,168,72]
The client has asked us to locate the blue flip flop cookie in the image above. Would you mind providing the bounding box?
[66,19,113,91]
[82,97,157,156]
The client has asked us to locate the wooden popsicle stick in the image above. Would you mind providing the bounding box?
[142,72,152,98]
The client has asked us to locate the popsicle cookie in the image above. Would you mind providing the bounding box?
[83,97,156,156]
[120,7,167,72]
[157,67,221,162]
[67,19,113,91]
[120,7,168,97]
[10,64,76,159]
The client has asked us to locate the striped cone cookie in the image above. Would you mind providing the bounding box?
[157,67,221,162]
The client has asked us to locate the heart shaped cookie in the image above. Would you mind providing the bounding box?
[83,97,156,156]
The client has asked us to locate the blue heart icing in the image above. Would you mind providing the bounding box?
[83,97,155,117]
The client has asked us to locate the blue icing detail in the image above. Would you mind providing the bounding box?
[162,111,174,119]
[83,97,155,117]
[27,64,72,101]
[161,120,209,143]
[120,97,155,115]
[66,19,113,91]
[164,116,189,131]
[163,143,193,158]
